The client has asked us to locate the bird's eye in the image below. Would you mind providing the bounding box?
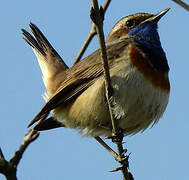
[125,19,135,28]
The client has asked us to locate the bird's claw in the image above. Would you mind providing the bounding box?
[106,128,124,143]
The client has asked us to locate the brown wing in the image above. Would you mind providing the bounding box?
[28,38,131,127]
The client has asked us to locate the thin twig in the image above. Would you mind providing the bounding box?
[90,1,129,180]
[103,0,111,12]
[0,148,5,160]
[10,129,39,166]
[72,24,96,66]
[172,0,189,11]
[72,0,111,66]
[0,129,39,180]
[94,137,119,160]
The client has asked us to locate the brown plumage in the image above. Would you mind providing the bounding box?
[22,9,170,136]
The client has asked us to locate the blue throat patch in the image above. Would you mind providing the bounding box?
[129,21,169,73]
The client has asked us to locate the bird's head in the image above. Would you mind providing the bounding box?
[106,8,170,42]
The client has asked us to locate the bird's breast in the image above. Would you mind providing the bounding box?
[109,44,170,135]
[52,44,170,136]
[111,60,169,135]
[129,43,170,92]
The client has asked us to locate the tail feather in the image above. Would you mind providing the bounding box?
[22,28,45,56]
[22,22,68,70]
[33,117,64,131]
[29,23,49,53]
[22,22,69,94]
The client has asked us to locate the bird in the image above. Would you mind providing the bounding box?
[22,8,170,137]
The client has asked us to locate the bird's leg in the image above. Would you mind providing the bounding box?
[105,129,132,178]
[106,128,124,143]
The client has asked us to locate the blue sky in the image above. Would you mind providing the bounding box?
[0,0,188,179]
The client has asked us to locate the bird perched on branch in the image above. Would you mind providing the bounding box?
[22,8,170,137]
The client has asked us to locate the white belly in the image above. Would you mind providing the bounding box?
[111,64,169,135]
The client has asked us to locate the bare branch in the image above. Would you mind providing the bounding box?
[72,0,111,66]
[90,4,112,94]
[10,129,39,166]
[0,148,5,161]
[103,0,111,12]
[94,137,118,160]
[0,129,39,180]
[172,0,189,11]
[0,152,17,180]
[90,1,130,179]
[72,24,96,66]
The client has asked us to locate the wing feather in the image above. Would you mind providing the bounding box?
[28,38,132,127]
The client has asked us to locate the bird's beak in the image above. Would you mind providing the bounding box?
[143,8,170,23]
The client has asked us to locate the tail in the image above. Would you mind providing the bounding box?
[34,117,64,131]
[22,22,68,95]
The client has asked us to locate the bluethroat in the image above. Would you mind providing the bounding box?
[22,8,170,136]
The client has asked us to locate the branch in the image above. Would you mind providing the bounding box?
[72,0,111,66]
[0,148,5,161]
[0,129,39,180]
[94,137,118,160]
[90,1,131,180]
[72,24,96,66]
[172,0,189,11]
[10,129,39,166]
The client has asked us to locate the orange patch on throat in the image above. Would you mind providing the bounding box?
[129,44,170,92]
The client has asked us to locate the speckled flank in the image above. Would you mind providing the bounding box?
[129,44,170,92]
